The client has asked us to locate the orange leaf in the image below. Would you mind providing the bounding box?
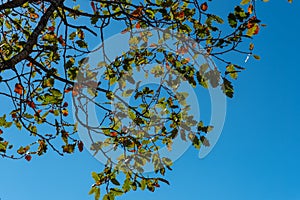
[248,4,253,14]
[26,100,36,109]
[64,87,73,93]
[136,22,141,29]
[58,35,66,46]
[253,24,260,35]
[201,2,208,11]
[110,132,118,137]
[62,109,69,117]
[30,13,39,19]
[130,6,143,20]
[14,83,23,95]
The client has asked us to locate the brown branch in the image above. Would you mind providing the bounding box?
[0,0,32,11]
[0,0,64,71]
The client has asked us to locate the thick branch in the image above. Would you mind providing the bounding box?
[0,0,30,11]
[0,0,64,71]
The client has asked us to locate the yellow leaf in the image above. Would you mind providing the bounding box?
[240,0,250,5]
[253,54,260,60]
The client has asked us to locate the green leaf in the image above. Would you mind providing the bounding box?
[23,113,34,119]
[67,67,79,80]
[88,187,96,195]
[62,144,75,153]
[111,178,120,186]
[14,120,22,130]
[157,178,170,185]
[110,188,123,196]
[49,88,62,97]
[228,13,237,28]
[42,78,54,88]
[103,194,115,200]
[91,172,100,182]
[140,179,147,190]
[221,78,234,98]
[5,20,12,29]
[122,178,131,192]
[95,187,100,200]
[75,40,88,48]
[0,141,8,153]
[226,64,238,80]
[162,157,173,167]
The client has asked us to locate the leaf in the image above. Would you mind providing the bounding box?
[78,141,84,152]
[247,24,260,36]
[253,54,260,60]
[110,188,123,196]
[228,13,237,28]
[123,178,132,192]
[157,178,170,185]
[62,144,75,153]
[14,83,23,95]
[200,136,210,147]
[122,89,134,97]
[240,0,250,5]
[200,2,208,11]
[221,78,234,98]
[75,40,88,48]
[248,4,253,14]
[91,1,97,13]
[49,88,62,97]
[91,172,100,182]
[131,6,143,18]
[5,20,12,29]
[0,141,8,153]
[249,43,254,51]
[226,64,238,80]
[14,120,22,130]
[17,146,30,155]
[62,109,69,117]
[26,101,36,109]
[25,154,32,162]
[88,187,96,195]
[94,187,100,200]
[162,157,173,167]
[111,178,121,186]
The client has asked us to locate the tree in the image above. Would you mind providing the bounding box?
[0,0,270,199]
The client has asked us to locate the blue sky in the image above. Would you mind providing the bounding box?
[1,1,300,200]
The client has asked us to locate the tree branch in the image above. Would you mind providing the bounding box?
[0,0,64,71]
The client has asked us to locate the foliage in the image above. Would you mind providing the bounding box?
[0,0,270,199]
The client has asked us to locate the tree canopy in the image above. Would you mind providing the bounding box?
[0,0,277,199]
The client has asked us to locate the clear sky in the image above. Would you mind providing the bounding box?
[1,1,299,200]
